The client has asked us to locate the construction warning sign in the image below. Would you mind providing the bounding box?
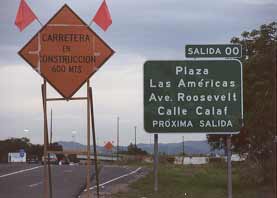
[19,5,114,99]
[104,141,113,151]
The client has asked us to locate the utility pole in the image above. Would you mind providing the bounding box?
[71,131,77,150]
[117,116,119,160]
[182,136,185,165]
[182,136,185,156]
[134,126,137,147]
[50,109,53,145]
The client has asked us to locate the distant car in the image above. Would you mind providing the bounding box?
[42,153,58,165]
[58,158,69,165]
[27,157,39,164]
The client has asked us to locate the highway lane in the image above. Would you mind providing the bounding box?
[0,164,146,198]
[0,163,39,176]
[0,164,93,198]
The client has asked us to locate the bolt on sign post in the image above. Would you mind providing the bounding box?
[185,44,242,58]
[18,4,114,198]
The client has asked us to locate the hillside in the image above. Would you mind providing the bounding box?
[58,140,214,155]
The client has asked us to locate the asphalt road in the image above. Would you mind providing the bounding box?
[0,163,145,198]
[0,163,91,198]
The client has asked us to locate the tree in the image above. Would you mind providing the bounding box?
[0,137,31,162]
[126,143,148,155]
[207,22,276,183]
[26,144,44,161]
[49,142,63,151]
[0,138,63,162]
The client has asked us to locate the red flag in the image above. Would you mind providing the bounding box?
[15,0,37,32]
[93,0,112,31]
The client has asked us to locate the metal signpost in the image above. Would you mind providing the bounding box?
[19,4,114,198]
[144,52,243,197]
[227,135,232,198]
[185,44,242,58]
[153,134,159,192]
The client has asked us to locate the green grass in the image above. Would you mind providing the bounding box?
[113,163,272,198]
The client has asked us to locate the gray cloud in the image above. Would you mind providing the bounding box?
[0,0,276,145]
[1,0,276,64]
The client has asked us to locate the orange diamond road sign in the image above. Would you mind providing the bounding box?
[19,4,114,99]
[104,141,113,151]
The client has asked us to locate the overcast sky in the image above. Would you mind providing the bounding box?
[0,0,276,146]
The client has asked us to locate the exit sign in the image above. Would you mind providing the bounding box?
[185,44,242,58]
[144,60,243,134]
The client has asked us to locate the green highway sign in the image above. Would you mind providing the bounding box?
[185,44,242,58]
[144,60,243,134]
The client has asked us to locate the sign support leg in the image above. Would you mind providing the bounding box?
[41,80,53,198]
[154,134,158,192]
[272,136,277,195]
[86,81,91,198]
[273,135,277,198]
[89,87,100,198]
[227,135,232,198]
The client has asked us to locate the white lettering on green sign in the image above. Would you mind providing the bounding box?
[144,60,243,134]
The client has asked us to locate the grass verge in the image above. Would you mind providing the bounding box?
[112,163,272,198]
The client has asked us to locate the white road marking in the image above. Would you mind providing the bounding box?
[83,167,142,192]
[0,166,43,178]
[28,181,43,188]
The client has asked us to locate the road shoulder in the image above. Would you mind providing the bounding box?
[79,165,149,198]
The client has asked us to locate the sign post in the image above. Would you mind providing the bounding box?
[89,87,100,197]
[154,134,159,192]
[227,135,232,198]
[19,4,114,198]
[41,80,51,198]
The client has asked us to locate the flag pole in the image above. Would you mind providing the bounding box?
[36,18,43,27]
[27,0,43,27]
[88,20,93,27]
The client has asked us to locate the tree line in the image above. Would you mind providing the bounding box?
[0,137,62,162]
[207,22,276,185]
